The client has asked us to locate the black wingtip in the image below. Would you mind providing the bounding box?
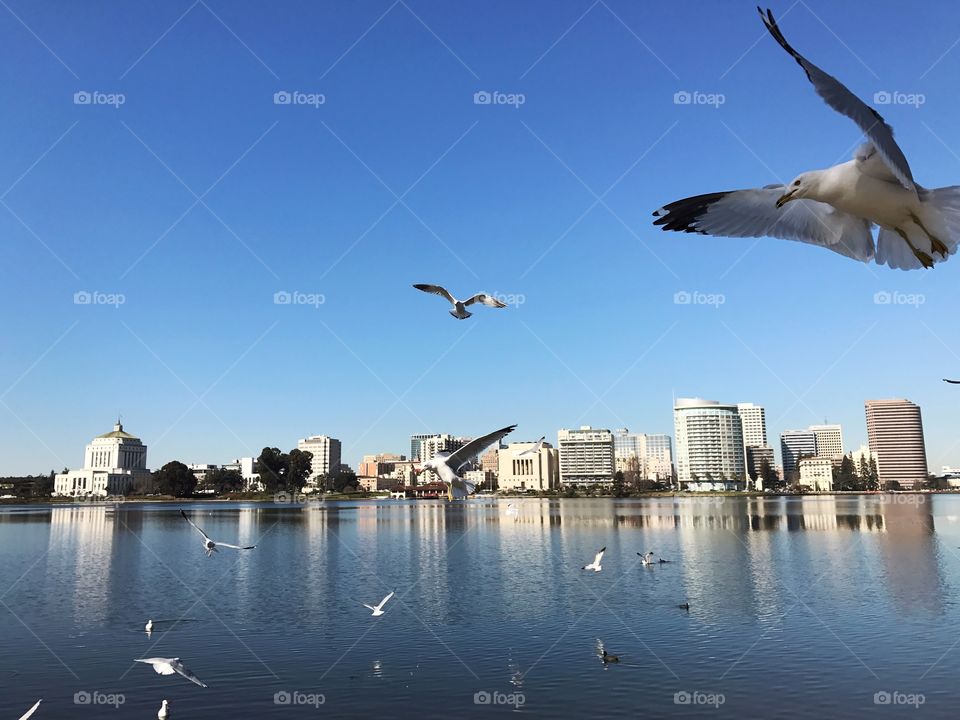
[599,546,606,552]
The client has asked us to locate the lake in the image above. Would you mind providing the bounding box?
[0,496,956,718]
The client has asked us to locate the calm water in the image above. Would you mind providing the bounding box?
[1,496,958,718]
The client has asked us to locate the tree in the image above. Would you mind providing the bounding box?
[612,471,628,498]
[834,455,859,491]
[255,447,313,494]
[330,468,358,493]
[759,458,779,490]
[204,468,244,495]
[286,449,314,491]
[866,457,880,490]
[153,461,197,497]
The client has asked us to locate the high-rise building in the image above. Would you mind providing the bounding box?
[613,428,643,472]
[641,433,674,481]
[865,399,929,490]
[411,433,468,482]
[358,453,406,478]
[737,403,768,448]
[673,399,746,488]
[498,441,559,492]
[558,426,615,486]
[745,445,775,482]
[809,424,844,460]
[780,429,817,478]
[410,434,433,463]
[297,435,342,485]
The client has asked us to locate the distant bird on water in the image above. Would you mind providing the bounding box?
[412,284,507,319]
[417,424,516,500]
[19,700,41,720]
[180,509,255,557]
[582,547,605,572]
[653,7,960,270]
[145,619,153,633]
[158,699,170,719]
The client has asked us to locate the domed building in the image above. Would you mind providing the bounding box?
[54,420,151,497]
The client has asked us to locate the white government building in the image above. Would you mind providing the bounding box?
[54,421,151,497]
[498,440,560,492]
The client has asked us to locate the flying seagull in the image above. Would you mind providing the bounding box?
[180,509,255,557]
[363,591,395,617]
[412,284,507,319]
[582,547,605,572]
[418,424,516,499]
[517,436,545,457]
[943,379,960,384]
[134,657,208,688]
[18,700,41,720]
[653,7,960,270]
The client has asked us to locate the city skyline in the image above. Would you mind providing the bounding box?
[3,1,959,476]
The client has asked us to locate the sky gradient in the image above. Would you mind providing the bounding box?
[2,0,959,475]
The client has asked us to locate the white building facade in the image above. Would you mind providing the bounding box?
[54,422,150,497]
[809,424,845,461]
[498,441,560,492]
[673,399,746,489]
[799,456,834,492]
[297,435,342,485]
[558,427,615,487]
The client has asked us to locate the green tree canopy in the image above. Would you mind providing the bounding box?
[154,461,197,497]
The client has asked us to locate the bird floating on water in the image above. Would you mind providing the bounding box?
[180,509,255,557]
[678,603,690,611]
[134,657,207,688]
[412,284,507,320]
[363,591,395,617]
[582,547,605,572]
[158,699,170,719]
[18,699,41,720]
[145,619,153,633]
[417,424,516,499]
[654,7,960,270]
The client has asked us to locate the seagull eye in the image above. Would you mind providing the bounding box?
[793,180,801,186]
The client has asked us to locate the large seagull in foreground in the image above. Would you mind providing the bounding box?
[654,7,960,270]
[418,425,516,499]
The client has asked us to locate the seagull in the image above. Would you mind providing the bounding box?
[582,547,605,572]
[943,379,960,384]
[412,284,507,319]
[145,619,153,633]
[505,503,520,520]
[180,509,255,557]
[516,437,545,457]
[363,591,395,617]
[158,699,170,719]
[134,657,208,688]
[678,602,690,611]
[596,639,619,664]
[653,7,960,270]
[639,551,654,566]
[417,425,516,500]
[18,700,41,720]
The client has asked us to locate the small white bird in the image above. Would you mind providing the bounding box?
[582,547,605,572]
[158,699,170,719]
[18,699,41,720]
[145,619,153,633]
[180,509,255,557]
[517,437,545,457]
[135,657,208,688]
[363,591,395,617]
[412,283,507,320]
[418,425,516,500]
[505,503,520,519]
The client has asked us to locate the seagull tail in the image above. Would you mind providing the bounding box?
[877,186,960,269]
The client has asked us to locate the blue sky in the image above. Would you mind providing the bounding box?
[2,0,959,475]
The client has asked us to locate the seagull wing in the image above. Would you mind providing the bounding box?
[463,293,507,308]
[18,700,41,720]
[759,7,915,192]
[135,658,177,675]
[362,603,376,611]
[943,379,960,384]
[413,284,456,305]
[593,547,605,566]
[376,591,395,610]
[171,659,208,688]
[446,425,517,471]
[180,509,211,542]
[653,187,875,262]
[214,542,256,550]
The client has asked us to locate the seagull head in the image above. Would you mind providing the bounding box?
[777,174,817,208]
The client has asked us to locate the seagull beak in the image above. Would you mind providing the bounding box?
[776,188,797,208]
